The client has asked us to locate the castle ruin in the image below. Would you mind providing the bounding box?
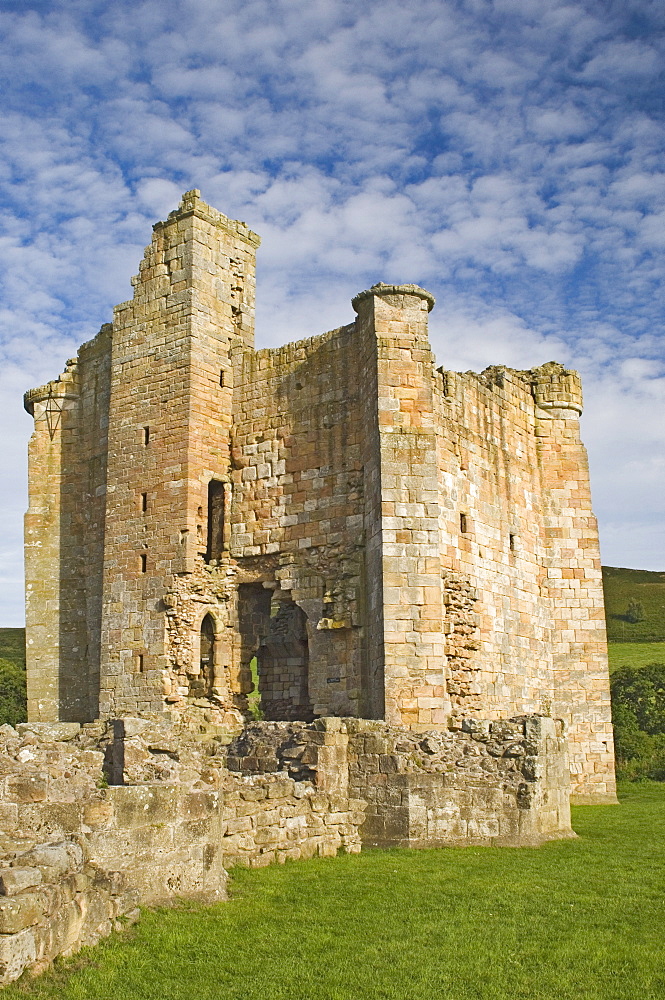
[23,191,615,803]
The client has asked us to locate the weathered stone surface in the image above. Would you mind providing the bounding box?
[16,723,81,742]
[0,928,36,983]
[0,893,46,933]
[17,842,83,878]
[0,868,43,896]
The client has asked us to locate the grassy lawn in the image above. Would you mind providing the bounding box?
[608,642,665,672]
[6,783,664,1000]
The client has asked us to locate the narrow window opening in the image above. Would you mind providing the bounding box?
[219,369,225,387]
[137,653,144,673]
[141,492,148,513]
[143,426,150,446]
[205,480,225,563]
[200,614,215,697]
[460,512,468,533]
[509,533,516,551]
[140,553,147,573]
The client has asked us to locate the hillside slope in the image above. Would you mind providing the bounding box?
[602,566,665,642]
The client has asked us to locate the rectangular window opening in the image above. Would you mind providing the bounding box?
[509,533,516,551]
[137,653,144,673]
[141,492,148,513]
[206,480,225,563]
[460,513,468,533]
[219,369,225,387]
[140,553,147,573]
[143,426,150,446]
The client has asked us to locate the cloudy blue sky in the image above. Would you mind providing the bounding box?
[0,0,664,624]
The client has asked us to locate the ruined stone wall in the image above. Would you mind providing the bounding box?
[24,326,112,724]
[530,366,615,802]
[433,365,615,801]
[348,716,571,847]
[230,324,369,719]
[434,366,553,722]
[98,192,260,719]
[0,715,572,984]
[0,720,227,985]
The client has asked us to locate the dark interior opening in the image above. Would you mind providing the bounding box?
[237,584,313,722]
[206,480,225,563]
[190,613,215,698]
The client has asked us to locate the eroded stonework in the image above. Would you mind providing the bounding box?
[24,191,616,803]
[0,713,572,983]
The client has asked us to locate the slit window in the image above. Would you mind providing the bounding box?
[219,369,225,387]
[141,492,148,513]
[206,480,225,563]
[143,426,150,446]
[460,513,468,533]
[509,533,516,551]
[137,653,144,673]
[140,553,147,573]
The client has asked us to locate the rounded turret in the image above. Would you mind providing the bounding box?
[529,361,583,416]
[351,282,435,314]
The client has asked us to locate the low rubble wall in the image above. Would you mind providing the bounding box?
[0,714,572,985]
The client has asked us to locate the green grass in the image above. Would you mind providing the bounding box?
[602,566,665,642]
[608,642,665,673]
[247,655,263,720]
[5,784,664,1000]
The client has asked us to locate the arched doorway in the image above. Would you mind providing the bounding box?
[257,598,311,720]
[236,585,313,721]
[190,613,215,698]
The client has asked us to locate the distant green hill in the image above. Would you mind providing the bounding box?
[0,627,25,669]
[0,627,26,727]
[602,566,665,642]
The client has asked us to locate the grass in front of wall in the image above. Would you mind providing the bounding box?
[6,783,664,1000]
[607,641,665,672]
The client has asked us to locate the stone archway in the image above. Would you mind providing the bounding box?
[189,612,216,698]
[257,595,312,721]
[236,584,313,721]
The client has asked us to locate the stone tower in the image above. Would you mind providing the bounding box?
[24,192,616,801]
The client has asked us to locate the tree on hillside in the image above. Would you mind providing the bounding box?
[625,600,646,624]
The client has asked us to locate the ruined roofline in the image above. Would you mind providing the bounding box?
[156,188,261,249]
[437,360,584,414]
[249,323,356,362]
